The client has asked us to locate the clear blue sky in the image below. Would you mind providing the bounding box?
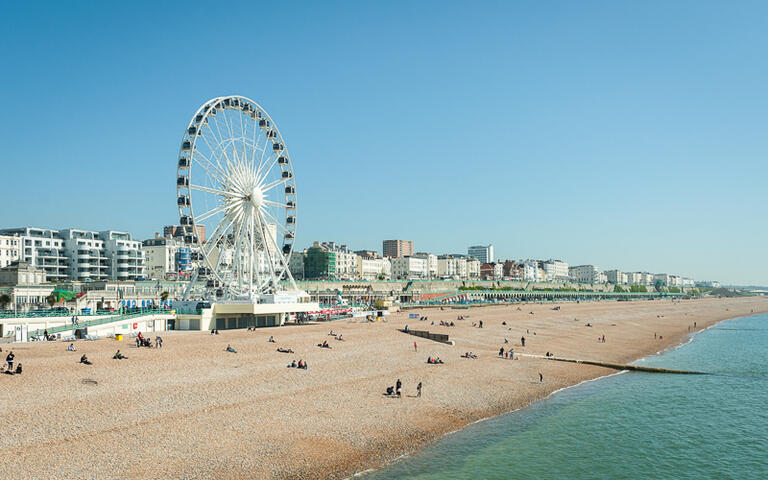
[1,1,766,285]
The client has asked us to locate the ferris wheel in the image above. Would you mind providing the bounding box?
[176,95,298,299]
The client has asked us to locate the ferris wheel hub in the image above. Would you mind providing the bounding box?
[250,186,264,208]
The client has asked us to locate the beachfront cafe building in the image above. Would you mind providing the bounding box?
[174,290,319,330]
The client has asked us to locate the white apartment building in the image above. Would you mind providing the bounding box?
[543,259,569,281]
[681,277,695,287]
[605,269,624,285]
[412,252,438,278]
[437,256,459,278]
[438,255,469,279]
[0,227,145,282]
[0,235,21,268]
[569,265,601,284]
[640,272,655,286]
[391,256,428,279]
[468,244,494,264]
[332,247,359,278]
[288,250,306,279]
[522,260,543,282]
[357,256,391,280]
[142,236,192,280]
[653,273,672,286]
[625,272,643,285]
[466,257,481,279]
[493,262,504,279]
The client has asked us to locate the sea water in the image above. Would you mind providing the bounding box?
[364,314,768,479]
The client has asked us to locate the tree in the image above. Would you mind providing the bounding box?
[47,294,58,308]
[160,291,170,302]
[0,293,11,310]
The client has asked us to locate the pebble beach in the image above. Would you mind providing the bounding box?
[1,296,766,480]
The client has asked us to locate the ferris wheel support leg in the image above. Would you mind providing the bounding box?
[182,269,199,301]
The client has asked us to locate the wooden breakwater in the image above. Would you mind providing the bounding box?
[399,329,453,345]
[523,354,708,375]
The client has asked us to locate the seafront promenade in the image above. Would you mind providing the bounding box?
[1,297,766,480]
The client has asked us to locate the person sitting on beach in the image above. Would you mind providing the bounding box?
[386,386,395,396]
[0,361,7,373]
[268,336,275,343]
[450,321,455,327]
[499,347,505,357]
[67,343,77,352]
[502,321,507,325]
[435,357,444,364]
[13,363,21,375]
[427,356,433,364]
[113,350,126,360]
[297,359,304,369]
[226,345,237,353]
[328,330,335,336]
[336,334,344,341]
[288,360,297,368]
[80,354,92,365]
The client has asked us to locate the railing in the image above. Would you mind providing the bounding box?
[0,307,172,319]
[40,308,174,336]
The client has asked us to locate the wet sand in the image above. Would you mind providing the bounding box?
[1,296,766,479]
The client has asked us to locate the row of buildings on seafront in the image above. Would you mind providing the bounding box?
[0,227,701,289]
[286,240,696,288]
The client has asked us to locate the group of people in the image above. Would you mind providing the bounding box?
[328,331,344,341]
[317,340,332,349]
[135,332,162,348]
[461,352,478,359]
[384,379,421,398]
[210,329,221,335]
[597,334,606,343]
[498,347,515,359]
[2,350,21,375]
[471,320,484,328]
[34,329,56,341]
[286,359,308,369]
[426,356,444,364]
[433,320,455,327]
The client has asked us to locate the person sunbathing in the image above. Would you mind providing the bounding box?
[226,345,237,353]
[277,347,294,353]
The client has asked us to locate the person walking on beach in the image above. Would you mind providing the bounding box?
[601,334,605,343]
[6,351,14,371]
[416,381,422,398]
[539,372,543,383]
[396,379,402,397]
[413,342,418,352]
[499,347,504,357]
[521,336,525,347]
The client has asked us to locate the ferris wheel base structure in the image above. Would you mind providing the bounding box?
[176,291,319,330]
